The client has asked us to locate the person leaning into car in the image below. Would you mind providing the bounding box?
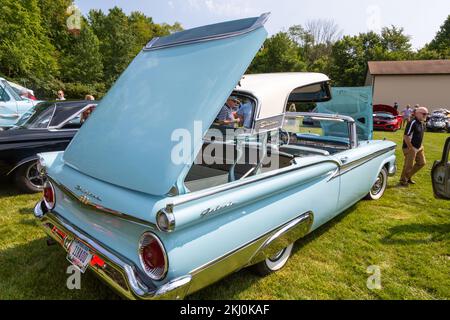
[400,106,428,187]
[216,96,240,127]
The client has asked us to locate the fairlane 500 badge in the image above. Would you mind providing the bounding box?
[75,185,102,202]
[200,202,233,217]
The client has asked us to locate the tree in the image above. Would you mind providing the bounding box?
[288,20,341,74]
[427,15,450,58]
[88,7,136,86]
[60,20,104,84]
[247,32,306,73]
[37,0,73,52]
[0,0,59,93]
[304,19,342,46]
[89,7,183,87]
[381,25,412,53]
[329,25,415,86]
[330,32,384,86]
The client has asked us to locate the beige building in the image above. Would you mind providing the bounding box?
[365,60,450,112]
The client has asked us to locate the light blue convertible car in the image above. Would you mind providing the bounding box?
[33,14,397,299]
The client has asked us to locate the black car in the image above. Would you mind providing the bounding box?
[432,137,450,199]
[0,100,96,193]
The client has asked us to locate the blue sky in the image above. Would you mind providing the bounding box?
[75,0,450,49]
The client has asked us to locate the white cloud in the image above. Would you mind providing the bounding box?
[168,1,174,9]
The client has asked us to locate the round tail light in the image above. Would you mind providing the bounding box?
[43,181,55,210]
[138,232,168,281]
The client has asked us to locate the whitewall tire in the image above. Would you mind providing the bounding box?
[365,167,388,200]
[251,243,294,276]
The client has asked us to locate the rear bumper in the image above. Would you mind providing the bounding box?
[33,201,191,300]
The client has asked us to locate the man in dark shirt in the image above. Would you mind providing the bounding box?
[400,106,428,186]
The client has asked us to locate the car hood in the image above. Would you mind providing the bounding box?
[63,14,268,196]
[373,104,399,116]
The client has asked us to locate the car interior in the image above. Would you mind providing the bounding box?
[183,90,350,193]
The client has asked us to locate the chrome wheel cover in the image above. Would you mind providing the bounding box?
[371,172,384,196]
[26,162,45,189]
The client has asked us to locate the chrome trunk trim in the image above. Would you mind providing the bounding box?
[48,176,157,229]
[144,13,270,51]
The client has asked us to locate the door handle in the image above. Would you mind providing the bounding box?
[340,156,349,164]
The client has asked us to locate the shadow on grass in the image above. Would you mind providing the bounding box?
[0,177,21,199]
[293,204,356,254]
[19,207,35,215]
[381,223,450,245]
[0,237,119,300]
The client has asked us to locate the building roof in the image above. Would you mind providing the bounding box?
[235,72,330,118]
[368,60,450,75]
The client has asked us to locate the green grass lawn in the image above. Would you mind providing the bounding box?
[0,130,449,300]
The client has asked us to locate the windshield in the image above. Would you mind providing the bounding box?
[15,102,55,129]
[283,114,351,151]
[1,80,24,101]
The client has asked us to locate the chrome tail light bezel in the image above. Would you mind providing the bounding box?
[138,232,168,281]
[43,180,56,211]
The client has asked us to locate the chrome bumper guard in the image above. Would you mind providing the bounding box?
[388,162,397,177]
[34,201,191,300]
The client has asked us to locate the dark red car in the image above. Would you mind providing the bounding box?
[373,104,403,131]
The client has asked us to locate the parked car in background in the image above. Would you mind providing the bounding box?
[0,101,96,193]
[7,80,37,100]
[0,77,40,129]
[373,104,403,131]
[432,137,450,199]
[33,14,396,300]
[426,112,449,132]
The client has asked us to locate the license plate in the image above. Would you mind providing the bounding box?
[67,240,92,273]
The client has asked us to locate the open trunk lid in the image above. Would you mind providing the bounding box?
[63,14,269,196]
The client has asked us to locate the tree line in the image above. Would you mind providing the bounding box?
[248,16,450,86]
[0,0,181,99]
[0,0,448,99]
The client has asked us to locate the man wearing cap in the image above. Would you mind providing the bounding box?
[216,96,240,127]
[400,106,428,186]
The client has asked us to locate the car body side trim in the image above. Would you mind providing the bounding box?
[165,159,339,208]
[331,145,396,180]
[186,211,314,295]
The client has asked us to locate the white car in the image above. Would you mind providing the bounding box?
[0,77,40,129]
